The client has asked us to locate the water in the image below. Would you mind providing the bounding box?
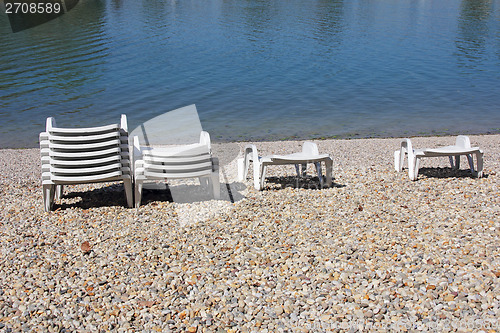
[1,0,500,148]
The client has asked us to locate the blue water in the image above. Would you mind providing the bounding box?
[1,0,500,148]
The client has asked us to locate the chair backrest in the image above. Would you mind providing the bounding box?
[302,141,319,155]
[134,131,215,180]
[455,135,471,149]
[141,143,214,179]
[40,115,130,183]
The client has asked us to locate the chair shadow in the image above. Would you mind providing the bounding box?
[56,183,130,210]
[140,182,247,205]
[265,175,345,190]
[56,181,250,210]
[418,167,488,179]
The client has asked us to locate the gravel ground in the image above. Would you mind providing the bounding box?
[0,135,498,332]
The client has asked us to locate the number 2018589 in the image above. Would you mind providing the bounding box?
[5,2,62,14]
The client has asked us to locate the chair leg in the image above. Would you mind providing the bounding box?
[408,154,415,180]
[448,156,455,169]
[301,163,307,177]
[394,150,402,172]
[315,162,324,188]
[409,156,420,181]
[237,158,245,181]
[455,156,460,169]
[294,164,300,177]
[254,161,262,190]
[466,154,475,174]
[414,157,421,180]
[211,171,220,199]
[325,159,333,187]
[258,165,267,190]
[43,184,55,212]
[123,178,133,208]
[55,185,63,200]
[200,177,209,190]
[476,152,484,178]
[134,180,143,208]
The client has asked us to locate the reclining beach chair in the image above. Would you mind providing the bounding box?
[394,135,483,181]
[39,115,133,211]
[237,142,333,190]
[133,131,220,208]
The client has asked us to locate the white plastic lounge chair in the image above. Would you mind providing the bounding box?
[237,142,333,190]
[133,131,220,208]
[39,115,133,211]
[394,135,484,181]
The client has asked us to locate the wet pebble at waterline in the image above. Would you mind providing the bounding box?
[0,135,499,332]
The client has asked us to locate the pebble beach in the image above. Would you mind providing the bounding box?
[0,135,499,332]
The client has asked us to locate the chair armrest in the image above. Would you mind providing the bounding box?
[237,144,260,182]
[200,131,211,151]
[400,138,413,155]
[132,136,143,169]
[45,117,56,131]
[121,114,128,133]
[244,144,259,163]
[395,138,414,173]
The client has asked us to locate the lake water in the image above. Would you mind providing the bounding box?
[1,0,500,148]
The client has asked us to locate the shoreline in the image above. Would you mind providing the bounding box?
[2,128,500,149]
[210,129,500,144]
[1,134,499,331]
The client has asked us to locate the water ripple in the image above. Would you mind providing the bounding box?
[1,0,500,147]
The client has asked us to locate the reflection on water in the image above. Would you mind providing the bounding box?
[456,0,492,68]
[0,0,499,148]
[0,0,108,147]
[312,0,344,46]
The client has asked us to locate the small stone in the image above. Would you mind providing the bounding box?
[364,310,373,318]
[138,300,154,307]
[320,314,331,321]
[80,241,92,254]
[274,306,283,315]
